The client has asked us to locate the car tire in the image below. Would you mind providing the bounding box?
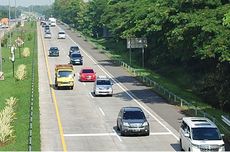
[120,126,125,136]
[179,139,184,151]
[145,130,150,136]
[117,122,120,131]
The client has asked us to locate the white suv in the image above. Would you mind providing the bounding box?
[179,117,225,152]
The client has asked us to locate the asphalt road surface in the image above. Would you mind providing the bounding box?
[38,22,184,151]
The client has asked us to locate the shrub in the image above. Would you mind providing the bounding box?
[22,47,30,58]
[0,97,17,144]
[15,64,27,80]
[27,33,32,41]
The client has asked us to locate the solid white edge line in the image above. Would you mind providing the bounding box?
[58,25,179,141]
[98,107,105,116]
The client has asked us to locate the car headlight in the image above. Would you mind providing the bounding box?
[142,121,148,126]
[123,122,129,127]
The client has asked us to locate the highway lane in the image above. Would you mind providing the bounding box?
[39,23,181,151]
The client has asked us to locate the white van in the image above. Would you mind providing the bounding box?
[179,117,225,152]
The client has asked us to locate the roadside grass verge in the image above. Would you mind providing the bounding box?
[0,21,40,150]
[82,36,230,139]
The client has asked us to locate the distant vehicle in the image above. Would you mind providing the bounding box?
[79,67,96,82]
[69,46,80,56]
[69,52,83,65]
[58,31,66,39]
[44,31,51,39]
[44,25,50,33]
[117,107,150,136]
[179,117,225,152]
[49,47,59,56]
[49,17,56,27]
[55,64,75,90]
[93,76,113,96]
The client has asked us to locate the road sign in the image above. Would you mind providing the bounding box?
[127,37,147,49]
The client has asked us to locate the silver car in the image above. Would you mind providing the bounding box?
[93,76,113,96]
[117,107,150,136]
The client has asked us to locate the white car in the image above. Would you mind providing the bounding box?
[44,32,52,39]
[179,117,225,152]
[93,76,113,96]
[58,31,66,39]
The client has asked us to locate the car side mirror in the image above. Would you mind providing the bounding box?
[221,134,224,138]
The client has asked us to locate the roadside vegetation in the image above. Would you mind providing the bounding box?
[51,0,230,141]
[0,21,40,150]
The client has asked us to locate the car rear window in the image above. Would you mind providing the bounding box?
[82,69,94,73]
[123,111,145,120]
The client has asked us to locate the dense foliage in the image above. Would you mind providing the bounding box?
[51,0,230,112]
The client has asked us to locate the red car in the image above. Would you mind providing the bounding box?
[79,67,96,82]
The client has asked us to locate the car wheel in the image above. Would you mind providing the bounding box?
[117,122,120,131]
[120,126,125,136]
[145,130,150,136]
[180,139,184,151]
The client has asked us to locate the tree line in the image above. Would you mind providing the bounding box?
[51,0,230,112]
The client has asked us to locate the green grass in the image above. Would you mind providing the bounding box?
[83,35,230,140]
[0,22,40,150]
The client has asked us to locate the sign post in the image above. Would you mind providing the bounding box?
[127,37,147,67]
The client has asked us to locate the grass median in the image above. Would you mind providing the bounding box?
[0,21,40,150]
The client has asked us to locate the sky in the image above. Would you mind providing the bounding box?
[0,0,54,7]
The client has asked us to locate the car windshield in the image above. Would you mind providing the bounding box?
[58,71,72,77]
[72,54,81,58]
[123,110,145,120]
[59,32,65,34]
[192,128,221,140]
[70,46,79,51]
[96,80,111,85]
[82,69,94,73]
[50,48,58,51]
